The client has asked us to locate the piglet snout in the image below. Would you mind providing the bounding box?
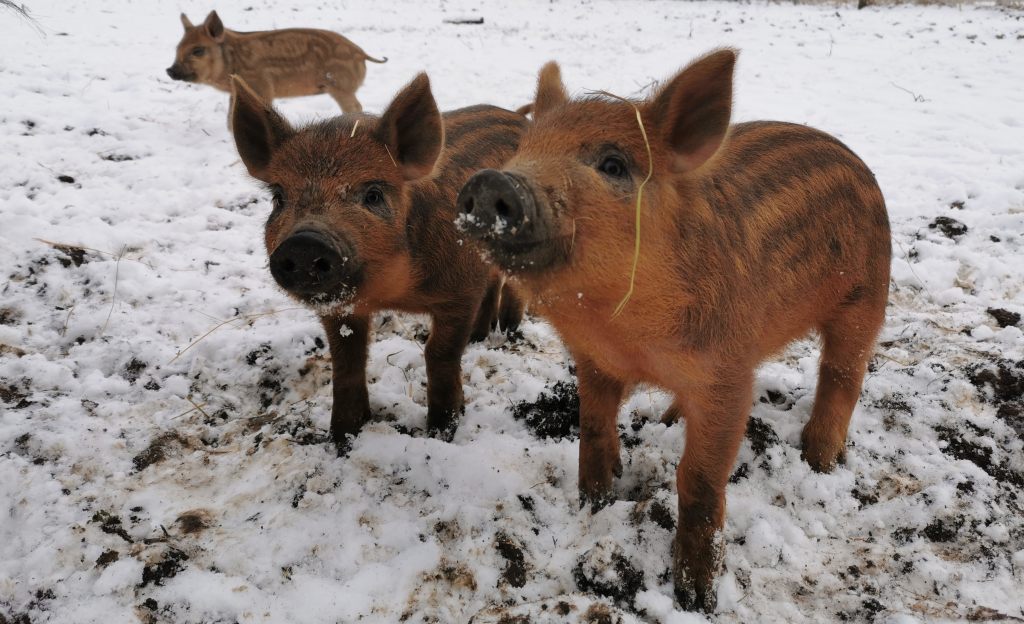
[269,230,354,294]
[457,169,535,242]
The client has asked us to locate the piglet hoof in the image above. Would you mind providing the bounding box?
[468,327,491,344]
[331,433,355,458]
[426,407,463,443]
[800,431,847,474]
[660,405,683,426]
[612,457,623,479]
[674,578,717,613]
[579,490,615,514]
[673,527,723,613]
[427,421,457,443]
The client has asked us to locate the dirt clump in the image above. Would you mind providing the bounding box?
[511,380,580,440]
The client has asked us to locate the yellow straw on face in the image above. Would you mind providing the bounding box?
[588,91,654,319]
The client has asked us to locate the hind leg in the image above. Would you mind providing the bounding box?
[801,296,885,473]
[497,280,526,335]
[328,88,362,114]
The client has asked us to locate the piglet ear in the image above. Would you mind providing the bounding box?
[230,75,293,183]
[646,48,736,173]
[204,10,225,42]
[181,13,195,31]
[532,61,568,120]
[375,73,444,181]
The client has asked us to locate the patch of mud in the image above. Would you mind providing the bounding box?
[123,358,147,384]
[95,549,119,568]
[929,216,968,238]
[174,509,213,535]
[0,307,23,325]
[133,432,188,472]
[987,308,1021,329]
[967,359,1024,436]
[572,538,644,607]
[496,533,527,588]
[935,423,1024,489]
[745,416,780,456]
[92,510,133,543]
[140,547,189,587]
[511,380,580,440]
[0,380,32,409]
[257,367,285,409]
[54,245,88,268]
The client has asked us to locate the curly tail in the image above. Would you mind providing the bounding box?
[364,54,388,64]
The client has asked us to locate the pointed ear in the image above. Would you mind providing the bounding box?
[204,10,225,42]
[230,75,293,183]
[532,61,568,119]
[374,73,443,181]
[646,48,735,173]
[180,13,195,30]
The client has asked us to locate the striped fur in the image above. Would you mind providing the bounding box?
[169,10,386,113]
[471,50,890,611]
[230,74,526,446]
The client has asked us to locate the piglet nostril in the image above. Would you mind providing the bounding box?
[313,258,331,274]
[495,199,510,219]
[280,258,297,273]
[463,197,474,215]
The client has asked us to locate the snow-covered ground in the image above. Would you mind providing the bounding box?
[2,0,1024,622]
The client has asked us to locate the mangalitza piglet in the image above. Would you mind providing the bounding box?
[168,10,386,114]
[229,73,527,447]
[458,49,890,611]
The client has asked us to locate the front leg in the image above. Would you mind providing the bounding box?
[574,352,627,512]
[423,306,478,442]
[672,373,752,613]
[321,313,372,453]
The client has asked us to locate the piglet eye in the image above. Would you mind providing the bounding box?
[598,156,627,178]
[192,47,205,57]
[270,186,284,208]
[364,188,383,205]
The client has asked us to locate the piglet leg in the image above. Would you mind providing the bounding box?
[575,353,626,512]
[423,306,475,442]
[321,313,372,454]
[672,374,752,613]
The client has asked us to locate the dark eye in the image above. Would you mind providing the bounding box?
[598,156,627,178]
[192,47,205,57]
[364,188,384,206]
[270,186,285,210]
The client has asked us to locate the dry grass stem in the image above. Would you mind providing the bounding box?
[350,119,360,138]
[62,304,76,338]
[168,307,306,365]
[187,396,211,419]
[587,90,654,318]
[394,314,426,354]
[384,144,398,168]
[891,235,934,303]
[34,238,155,269]
[100,245,127,337]
[172,402,208,420]
[875,352,908,367]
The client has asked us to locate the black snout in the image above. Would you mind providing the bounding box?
[457,169,536,242]
[166,65,187,81]
[269,230,358,295]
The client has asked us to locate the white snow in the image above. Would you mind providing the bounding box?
[2,0,1024,623]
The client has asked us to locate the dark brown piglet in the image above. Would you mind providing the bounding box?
[230,73,526,447]
[458,49,890,611]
